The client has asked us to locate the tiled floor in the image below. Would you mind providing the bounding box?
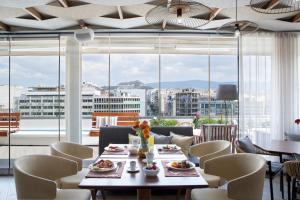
[0,175,289,200]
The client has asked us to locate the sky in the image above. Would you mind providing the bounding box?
[0,54,237,87]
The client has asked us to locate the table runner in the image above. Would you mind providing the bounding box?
[161,161,199,177]
[86,161,126,178]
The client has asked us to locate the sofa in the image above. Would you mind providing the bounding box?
[98,126,193,154]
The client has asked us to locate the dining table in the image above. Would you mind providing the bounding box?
[255,140,300,200]
[79,144,208,200]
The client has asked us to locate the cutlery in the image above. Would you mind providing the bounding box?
[115,162,122,172]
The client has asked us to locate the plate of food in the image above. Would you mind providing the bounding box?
[159,145,181,151]
[90,159,116,172]
[166,160,195,171]
[104,145,124,152]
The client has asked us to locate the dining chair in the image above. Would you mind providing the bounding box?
[284,158,300,200]
[14,154,91,200]
[191,153,266,200]
[189,140,231,188]
[50,142,93,189]
[235,137,284,200]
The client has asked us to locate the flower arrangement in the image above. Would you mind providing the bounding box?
[133,120,150,151]
[295,118,300,125]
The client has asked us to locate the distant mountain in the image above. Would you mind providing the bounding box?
[145,80,236,89]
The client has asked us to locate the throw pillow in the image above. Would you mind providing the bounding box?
[170,132,193,156]
[238,136,256,153]
[151,132,172,144]
[285,132,300,142]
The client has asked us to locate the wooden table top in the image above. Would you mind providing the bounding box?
[256,140,300,155]
[79,144,208,190]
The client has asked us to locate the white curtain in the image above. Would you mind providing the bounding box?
[240,32,300,143]
[239,32,274,143]
[272,33,300,139]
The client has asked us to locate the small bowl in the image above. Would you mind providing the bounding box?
[128,146,139,155]
[143,167,160,177]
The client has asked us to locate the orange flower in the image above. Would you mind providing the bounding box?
[133,121,140,129]
[139,120,148,129]
[142,127,150,139]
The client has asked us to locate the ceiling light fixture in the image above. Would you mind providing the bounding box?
[250,0,300,14]
[145,0,213,30]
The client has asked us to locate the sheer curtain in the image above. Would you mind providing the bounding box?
[240,32,300,143]
[272,33,300,139]
[239,32,274,143]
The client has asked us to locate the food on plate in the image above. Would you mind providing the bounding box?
[93,159,114,169]
[160,145,178,151]
[106,145,123,151]
[170,160,191,169]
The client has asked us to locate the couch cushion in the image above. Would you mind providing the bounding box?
[151,132,173,144]
[56,189,91,200]
[238,137,256,153]
[170,132,193,156]
[285,133,300,141]
[59,168,89,189]
[191,188,231,200]
[151,126,193,137]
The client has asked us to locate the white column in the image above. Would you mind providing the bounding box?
[65,37,82,143]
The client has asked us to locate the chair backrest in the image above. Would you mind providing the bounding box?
[284,132,300,142]
[50,142,93,171]
[202,124,237,142]
[92,112,139,128]
[284,160,300,179]
[189,140,231,169]
[14,155,77,199]
[204,153,266,200]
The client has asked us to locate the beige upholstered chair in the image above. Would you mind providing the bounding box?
[14,154,91,200]
[191,153,266,200]
[189,140,231,188]
[50,142,93,189]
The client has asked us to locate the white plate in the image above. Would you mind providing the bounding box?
[127,167,139,173]
[166,161,195,171]
[160,145,181,151]
[90,162,117,172]
[104,146,124,152]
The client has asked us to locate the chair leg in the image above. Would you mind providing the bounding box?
[268,162,274,200]
[91,189,97,200]
[100,189,106,200]
[280,170,284,199]
[292,178,296,200]
[287,175,291,200]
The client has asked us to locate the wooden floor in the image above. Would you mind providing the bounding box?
[0,174,289,200]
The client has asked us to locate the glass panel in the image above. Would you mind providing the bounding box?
[9,37,61,160]
[0,38,9,173]
[210,55,238,124]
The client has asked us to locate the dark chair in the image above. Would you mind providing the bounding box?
[285,154,300,200]
[235,137,284,200]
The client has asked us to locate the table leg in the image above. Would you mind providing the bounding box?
[91,189,97,200]
[137,189,151,200]
[287,175,291,200]
[184,189,191,200]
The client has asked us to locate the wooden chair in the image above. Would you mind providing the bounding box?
[0,112,20,136]
[285,159,300,200]
[201,124,237,152]
[90,112,139,136]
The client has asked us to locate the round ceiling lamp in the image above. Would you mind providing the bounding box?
[250,0,300,14]
[145,0,213,30]
[217,20,259,36]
